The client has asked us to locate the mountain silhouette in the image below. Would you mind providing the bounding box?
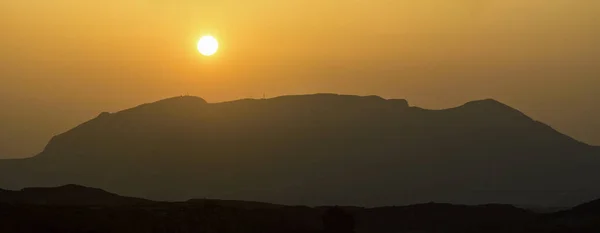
[0,184,151,206]
[568,198,600,215]
[1,94,598,206]
[0,184,545,233]
[4,184,600,233]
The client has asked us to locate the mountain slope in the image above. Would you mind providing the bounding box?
[0,184,552,233]
[1,94,598,206]
[0,184,151,206]
[569,198,600,215]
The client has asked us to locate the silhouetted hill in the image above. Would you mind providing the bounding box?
[538,198,600,232]
[8,184,598,233]
[0,184,151,206]
[187,198,284,209]
[569,198,600,215]
[354,203,537,233]
[1,94,599,206]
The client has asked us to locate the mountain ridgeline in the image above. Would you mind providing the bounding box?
[1,94,599,206]
[2,185,600,233]
[0,184,151,206]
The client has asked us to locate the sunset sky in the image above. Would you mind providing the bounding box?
[1,0,599,158]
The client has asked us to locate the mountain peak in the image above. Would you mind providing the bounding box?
[268,93,386,102]
[1,184,151,206]
[453,98,531,119]
[461,98,514,110]
[108,95,208,117]
[263,93,409,109]
[131,95,207,110]
[154,95,207,104]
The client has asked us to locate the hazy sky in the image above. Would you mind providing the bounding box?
[1,0,599,158]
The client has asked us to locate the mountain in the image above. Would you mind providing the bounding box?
[4,184,600,233]
[0,184,151,206]
[186,198,284,210]
[568,198,600,215]
[0,184,546,233]
[1,94,599,206]
[538,198,600,232]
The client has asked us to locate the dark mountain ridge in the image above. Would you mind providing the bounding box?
[1,94,598,206]
[0,184,151,206]
[2,185,600,233]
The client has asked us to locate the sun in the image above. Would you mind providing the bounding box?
[197,35,219,56]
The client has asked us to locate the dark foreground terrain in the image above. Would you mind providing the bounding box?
[1,185,600,233]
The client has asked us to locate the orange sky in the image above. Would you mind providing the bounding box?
[1,0,599,158]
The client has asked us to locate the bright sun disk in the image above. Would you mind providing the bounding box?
[197,35,219,56]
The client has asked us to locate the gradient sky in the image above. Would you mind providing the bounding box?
[1,0,599,158]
